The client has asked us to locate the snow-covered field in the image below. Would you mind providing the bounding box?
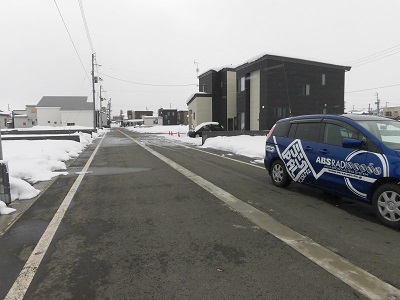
[0,125,266,214]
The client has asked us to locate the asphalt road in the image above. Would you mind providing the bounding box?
[1,128,399,299]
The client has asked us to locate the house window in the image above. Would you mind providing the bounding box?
[23,122,26,125]
[54,122,57,124]
[67,123,75,126]
[302,84,310,95]
[274,107,288,118]
[240,77,245,91]
[322,74,326,85]
[202,84,207,92]
[240,112,245,130]
[237,77,246,92]
[48,121,50,123]
[172,112,175,117]
[193,112,195,120]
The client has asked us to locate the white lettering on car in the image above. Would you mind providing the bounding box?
[274,137,389,198]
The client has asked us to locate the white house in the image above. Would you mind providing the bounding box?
[0,111,10,129]
[13,105,37,128]
[36,96,94,127]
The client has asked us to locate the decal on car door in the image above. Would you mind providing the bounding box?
[274,137,389,197]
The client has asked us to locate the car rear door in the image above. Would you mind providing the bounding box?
[277,120,322,185]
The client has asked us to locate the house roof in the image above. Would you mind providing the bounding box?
[236,53,351,72]
[37,96,92,111]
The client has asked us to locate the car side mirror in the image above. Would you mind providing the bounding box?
[342,138,362,149]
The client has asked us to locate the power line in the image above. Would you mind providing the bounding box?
[98,72,198,87]
[53,0,90,81]
[352,50,400,68]
[346,83,400,94]
[349,43,400,68]
[78,0,95,53]
[350,43,400,64]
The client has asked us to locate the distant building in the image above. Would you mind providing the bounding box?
[127,110,153,120]
[158,108,178,125]
[383,106,400,119]
[0,111,10,129]
[177,110,188,125]
[36,96,93,127]
[144,116,163,126]
[13,105,37,128]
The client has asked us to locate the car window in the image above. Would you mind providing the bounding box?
[357,120,400,150]
[324,123,358,146]
[289,122,321,142]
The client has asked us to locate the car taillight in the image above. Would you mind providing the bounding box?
[266,125,275,141]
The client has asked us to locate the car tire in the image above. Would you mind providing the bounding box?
[372,183,400,229]
[271,160,291,188]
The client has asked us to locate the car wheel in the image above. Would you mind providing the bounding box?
[271,160,291,187]
[372,183,400,229]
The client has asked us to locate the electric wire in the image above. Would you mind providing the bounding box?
[98,72,198,87]
[350,43,400,68]
[346,83,400,94]
[78,0,95,53]
[350,43,400,64]
[53,0,90,82]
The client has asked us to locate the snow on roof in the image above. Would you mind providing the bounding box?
[186,92,210,105]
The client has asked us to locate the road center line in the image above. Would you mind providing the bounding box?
[121,130,400,300]
[5,134,105,300]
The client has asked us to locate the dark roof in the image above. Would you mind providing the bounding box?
[186,93,212,105]
[236,54,351,72]
[37,96,92,111]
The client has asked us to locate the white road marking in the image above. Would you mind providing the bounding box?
[187,146,265,169]
[5,135,105,300]
[121,130,400,300]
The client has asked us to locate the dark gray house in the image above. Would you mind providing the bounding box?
[187,53,351,131]
[187,67,237,130]
[158,108,178,125]
[236,54,351,130]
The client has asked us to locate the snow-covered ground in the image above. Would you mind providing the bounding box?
[0,125,266,215]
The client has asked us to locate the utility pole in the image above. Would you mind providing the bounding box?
[92,53,96,128]
[107,98,112,125]
[375,92,380,116]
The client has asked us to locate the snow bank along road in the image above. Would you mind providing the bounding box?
[1,128,400,299]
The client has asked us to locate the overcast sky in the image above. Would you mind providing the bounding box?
[1,0,399,115]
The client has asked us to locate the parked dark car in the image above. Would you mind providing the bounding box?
[264,113,400,228]
[188,122,224,138]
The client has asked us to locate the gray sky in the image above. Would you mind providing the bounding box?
[1,0,399,115]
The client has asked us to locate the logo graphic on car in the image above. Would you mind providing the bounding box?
[275,137,389,197]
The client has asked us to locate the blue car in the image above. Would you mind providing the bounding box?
[264,114,400,228]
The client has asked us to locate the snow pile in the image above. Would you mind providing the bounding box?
[0,129,107,215]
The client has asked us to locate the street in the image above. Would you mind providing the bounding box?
[1,128,400,299]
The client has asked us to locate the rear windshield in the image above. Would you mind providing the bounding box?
[356,120,400,150]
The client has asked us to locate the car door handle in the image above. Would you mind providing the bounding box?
[319,149,329,154]
[304,146,313,151]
